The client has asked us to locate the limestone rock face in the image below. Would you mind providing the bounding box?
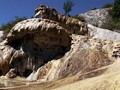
[112,42,120,59]
[35,35,113,81]
[79,8,111,27]
[34,5,88,35]
[88,24,120,41]
[5,69,17,78]
[0,31,4,42]
[2,18,71,78]
[27,31,120,82]
[0,45,15,75]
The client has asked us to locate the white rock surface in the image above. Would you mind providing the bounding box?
[0,31,3,42]
[26,68,41,81]
[79,8,111,27]
[88,24,120,41]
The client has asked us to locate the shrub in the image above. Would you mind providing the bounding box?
[112,0,120,19]
[0,16,27,40]
[101,0,120,32]
[73,15,85,22]
[101,16,115,30]
[101,15,120,32]
[0,16,27,32]
[102,3,113,8]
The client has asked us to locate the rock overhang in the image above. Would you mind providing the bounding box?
[3,18,72,78]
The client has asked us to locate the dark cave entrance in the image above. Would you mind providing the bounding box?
[6,33,71,78]
[23,69,33,78]
[0,69,3,76]
[6,38,24,50]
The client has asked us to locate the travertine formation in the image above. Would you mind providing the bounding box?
[0,5,120,90]
[3,18,71,78]
[112,42,120,59]
[35,5,88,35]
[0,45,14,75]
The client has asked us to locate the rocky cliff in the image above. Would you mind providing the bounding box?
[79,8,111,27]
[0,5,120,90]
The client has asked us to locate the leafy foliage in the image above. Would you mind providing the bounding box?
[102,3,113,8]
[101,15,115,30]
[63,0,74,16]
[73,15,85,22]
[112,0,120,19]
[101,18,120,32]
[101,16,120,32]
[0,16,27,40]
[0,16,27,32]
[101,0,120,32]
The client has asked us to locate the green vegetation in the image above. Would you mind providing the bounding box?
[101,16,115,30]
[63,0,74,16]
[102,3,113,8]
[0,16,27,40]
[0,16,27,32]
[101,17,120,32]
[73,15,85,22]
[112,0,120,19]
[101,0,120,32]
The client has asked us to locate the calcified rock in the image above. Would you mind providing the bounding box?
[4,18,71,78]
[34,35,113,81]
[35,5,88,35]
[88,24,120,41]
[0,45,15,75]
[112,41,120,59]
[26,68,41,81]
[26,26,120,81]
[1,5,120,90]
[5,69,17,78]
[0,31,4,42]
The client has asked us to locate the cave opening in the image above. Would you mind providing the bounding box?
[6,38,23,50]
[6,32,71,79]
[23,69,33,78]
[0,69,3,76]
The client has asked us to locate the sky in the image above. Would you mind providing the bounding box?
[0,0,114,26]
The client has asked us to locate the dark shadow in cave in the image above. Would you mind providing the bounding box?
[6,34,71,78]
[0,69,3,76]
[6,38,24,50]
[23,69,33,78]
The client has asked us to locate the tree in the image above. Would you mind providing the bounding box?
[63,0,74,16]
[112,0,120,19]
